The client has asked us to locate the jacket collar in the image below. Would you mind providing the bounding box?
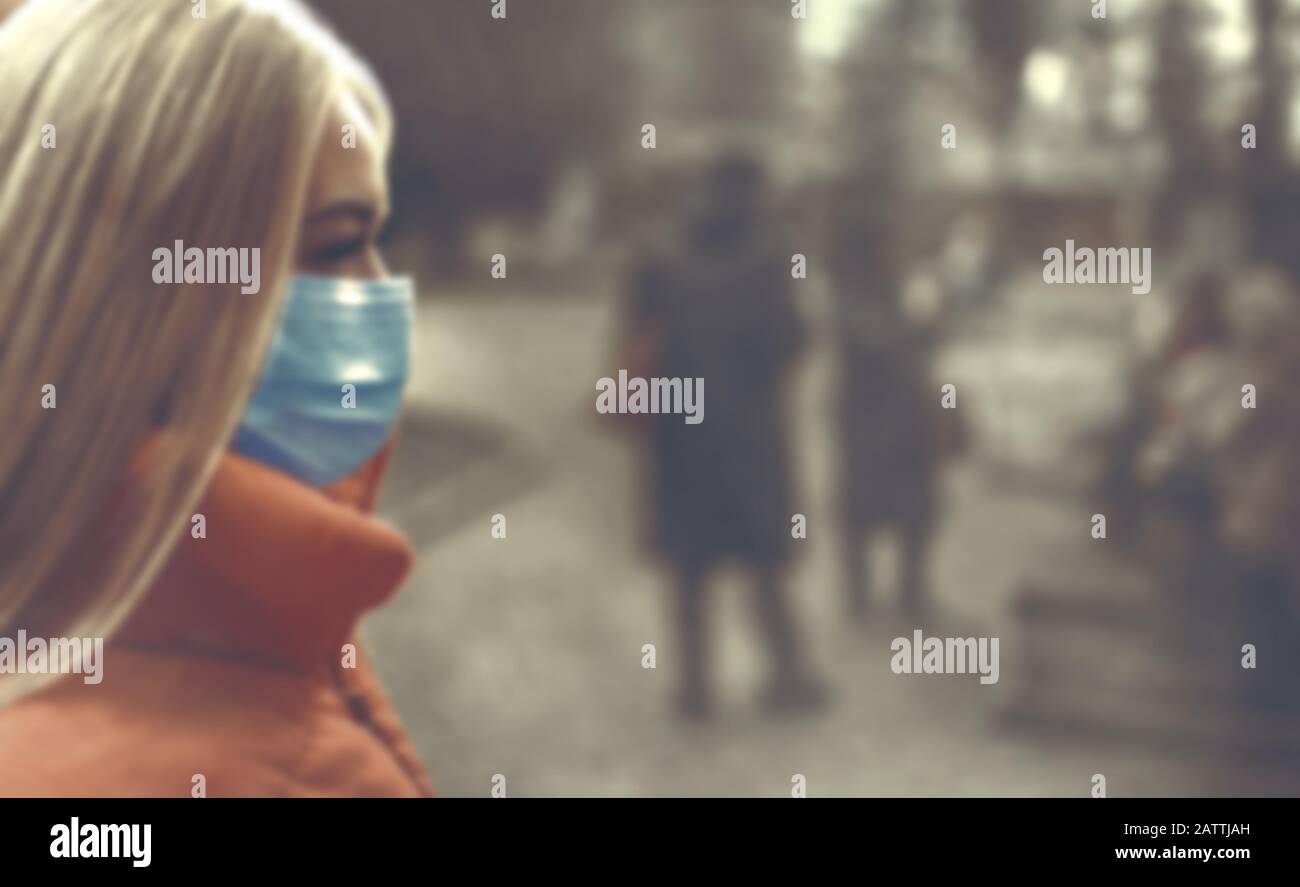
[114,444,413,671]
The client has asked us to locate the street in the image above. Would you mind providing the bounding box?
[365,276,1294,797]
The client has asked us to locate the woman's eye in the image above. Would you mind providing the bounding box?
[316,237,366,263]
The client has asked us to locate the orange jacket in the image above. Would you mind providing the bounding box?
[0,444,434,797]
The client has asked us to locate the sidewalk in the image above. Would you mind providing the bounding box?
[362,285,1284,796]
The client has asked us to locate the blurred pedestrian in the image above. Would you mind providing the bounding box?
[1135,272,1238,590]
[621,155,827,719]
[831,206,943,617]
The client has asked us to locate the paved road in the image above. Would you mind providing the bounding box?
[364,286,1292,796]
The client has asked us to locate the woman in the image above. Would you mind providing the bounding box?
[832,205,940,617]
[0,0,433,796]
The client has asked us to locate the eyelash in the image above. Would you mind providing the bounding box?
[317,237,366,262]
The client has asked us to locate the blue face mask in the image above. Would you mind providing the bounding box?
[232,274,414,487]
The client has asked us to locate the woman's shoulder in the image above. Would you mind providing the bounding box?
[0,648,428,797]
[0,650,311,797]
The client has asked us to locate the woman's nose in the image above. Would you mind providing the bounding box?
[339,247,388,281]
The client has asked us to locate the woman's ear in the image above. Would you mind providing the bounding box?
[151,387,177,425]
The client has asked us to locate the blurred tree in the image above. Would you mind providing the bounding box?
[837,0,923,200]
[597,0,798,255]
[311,0,635,272]
[1244,0,1300,274]
[634,0,793,123]
[1150,0,1219,242]
[966,0,1035,135]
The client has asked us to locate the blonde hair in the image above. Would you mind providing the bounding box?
[0,0,392,702]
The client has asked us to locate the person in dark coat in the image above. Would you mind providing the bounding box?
[832,206,939,617]
[623,155,826,719]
